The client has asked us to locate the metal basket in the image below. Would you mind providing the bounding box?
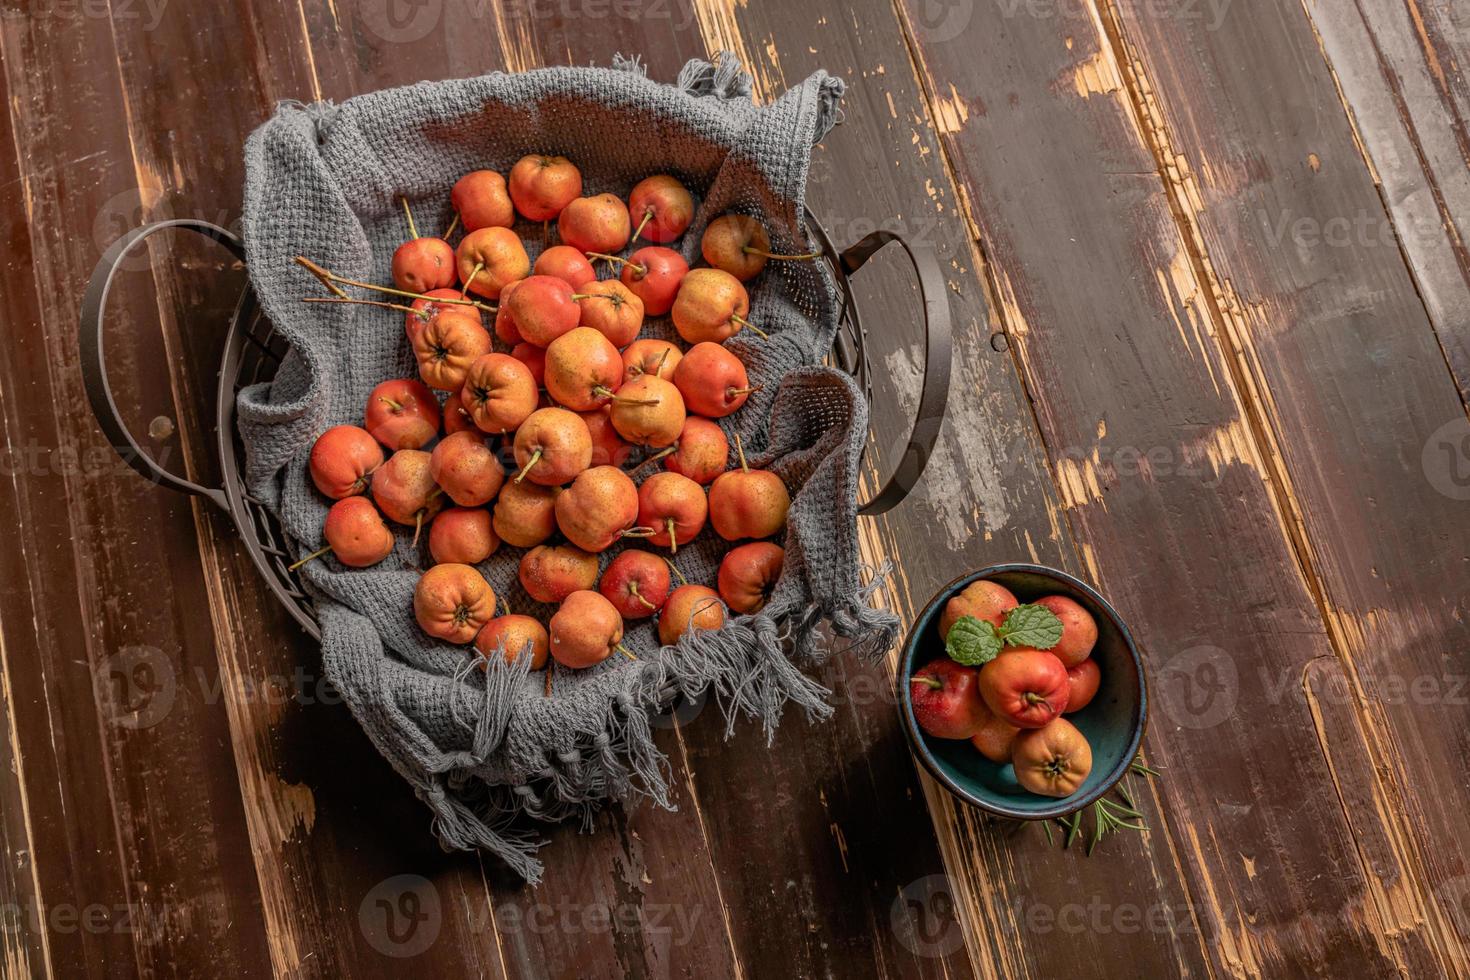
[81,211,952,642]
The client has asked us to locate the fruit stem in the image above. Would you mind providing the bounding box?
[585,252,645,276]
[726,385,762,398]
[731,314,769,339]
[655,348,671,374]
[666,517,678,554]
[287,545,332,572]
[412,510,427,548]
[615,643,638,662]
[662,557,687,585]
[402,196,419,239]
[594,384,658,406]
[461,262,483,300]
[910,675,944,691]
[632,210,652,242]
[620,527,656,539]
[733,433,749,473]
[294,256,493,311]
[629,582,658,611]
[633,445,676,471]
[514,448,542,484]
[443,214,460,239]
[304,296,421,317]
[742,246,821,261]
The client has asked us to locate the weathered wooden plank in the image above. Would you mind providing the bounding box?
[895,0,1447,975]
[1106,0,1470,970]
[0,7,276,979]
[686,3,1212,978]
[1303,0,1470,397]
[184,1,741,975]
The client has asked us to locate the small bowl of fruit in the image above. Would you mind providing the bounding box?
[897,563,1146,819]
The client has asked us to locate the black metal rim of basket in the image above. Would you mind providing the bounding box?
[80,209,953,643]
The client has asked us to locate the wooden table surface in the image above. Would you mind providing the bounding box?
[1,0,1467,976]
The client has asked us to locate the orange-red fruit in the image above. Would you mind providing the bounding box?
[549,590,625,669]
[1012,717,1092,797]
[628,174,694,242]
[701,214,769,282]
[659,585,725,647]
[637,472,707,553]
[443,393,476,435]
[364,379,441,451]
[664,417,729,485]
[609,375,685,448]
[519,544,599,604]
[407,287,481,345]
[460,353,538,435]
[717,541,784,614]
[938,579,1019,640]
[673,342,754,418]
[672,268,752,344]
[969,705,1021,764]
[513,409,592,486]
[554,466,641,552]
[451,170,515,232]
[619,246,687,316]
[413,311,492,391]
[533,244,598,288]
[708,460,789,541]
[577,280,643,347]
[494,279,524,345]
[580,408,633,468]
[622,339,682,383]
[508,154,582,222]
[475,614,549,669]
[599,550,671,620]
[322,496,395,567]
[309,424,384,499]
[558,193,631,254]
[414,563,496,645]
[1064,659,1102,714]
[392,236,457,293]
[429,507,499,565]
[492,480,560,548]
[1034,594,1099,667]
[543,327,624,411]
[511,342,547,388]
[370,449,444,527]
[429,430,505,506]
[508,275,583,348]
[456,226,529,299]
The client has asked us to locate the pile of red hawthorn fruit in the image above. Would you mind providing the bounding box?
[910,580,1103,799]
[297,156,822,682]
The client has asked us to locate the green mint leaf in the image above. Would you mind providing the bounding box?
[999,603,1064,649]
[945,615,1003,666]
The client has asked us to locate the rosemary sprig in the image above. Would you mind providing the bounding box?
[1044,756,1160,854]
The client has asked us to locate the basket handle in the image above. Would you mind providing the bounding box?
[840,231,953,517]
[80,219,243,510]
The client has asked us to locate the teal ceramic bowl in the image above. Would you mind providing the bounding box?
[897,564,1147,819]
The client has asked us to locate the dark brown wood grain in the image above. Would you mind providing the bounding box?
[1108,0,1470,970]
[893,0,1462,975]
[0,0,1466,977]
[0,10,273,979]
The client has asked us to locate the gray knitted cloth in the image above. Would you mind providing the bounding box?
[236,54,897,882]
